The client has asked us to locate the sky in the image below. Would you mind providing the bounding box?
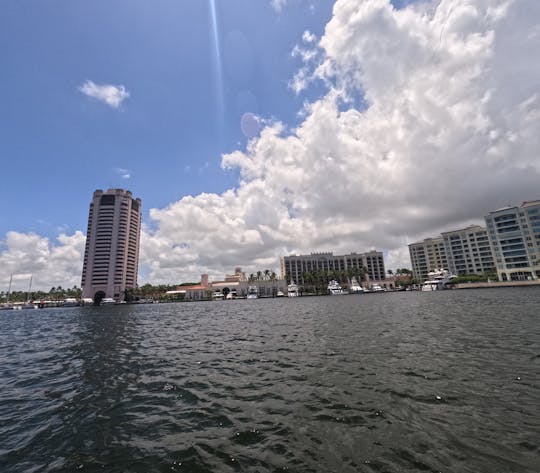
[1,0,539,291]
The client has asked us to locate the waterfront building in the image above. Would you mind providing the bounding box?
[172,268,288,300]
[408,237,447,281]
[81,189,142,303]
[441,225,495,276]
[485,200,540,281]
[280,251,385,287]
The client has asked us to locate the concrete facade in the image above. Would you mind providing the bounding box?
[81,189,141,302]
[485,200,540,281]
[408,200,540,282]
[441,225,495,276]
[280,251,385,286]
[176,268,288,300]
[408,237,447,281]
[409,227,495,281]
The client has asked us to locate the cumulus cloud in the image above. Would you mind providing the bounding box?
[78,80,130,108]
[0,232,85,292]
[141,0,540,281]
[5,0,540,286]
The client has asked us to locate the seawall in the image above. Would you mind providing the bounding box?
[453,280,540,290]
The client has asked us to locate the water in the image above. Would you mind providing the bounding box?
[1,288,539,473]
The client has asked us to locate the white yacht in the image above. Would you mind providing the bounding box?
[327,280,344,295]
[287,281,299,297]
[212,291,224,300]
[369,284,385,293]
[349,277,365,294]
[101,298,115,305]
[246,285,258,299]
[421,269,455,291]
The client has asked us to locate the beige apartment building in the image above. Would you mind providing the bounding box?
[408,237,447,281]
[81,189,141,303]
[280,251,385,286]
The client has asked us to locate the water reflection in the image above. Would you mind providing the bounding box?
[58,306,141,470]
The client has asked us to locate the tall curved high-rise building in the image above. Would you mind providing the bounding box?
[81,189,141,303]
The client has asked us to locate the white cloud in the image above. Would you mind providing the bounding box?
[141,0,540,281]
[290,31,322,94]
[0,232,85,292]
[78,80,130,108]
[115,167,131,179]
[270,0,287,13]
[4,0,540,286]
[302,30,317,44]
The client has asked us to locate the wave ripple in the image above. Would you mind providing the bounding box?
[1,288,539,472]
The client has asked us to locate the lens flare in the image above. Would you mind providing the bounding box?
[209,0,224,133]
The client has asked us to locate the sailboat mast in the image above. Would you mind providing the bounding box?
[27,275,33,302]
[7,273,13,302]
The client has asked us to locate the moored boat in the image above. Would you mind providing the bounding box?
[421,269,456,291]
[21,302,38,309]
[349,277,365,294]
[327,280,344,295]
[63,298,79,307]
[369,284,385,293]
[287,281,299,297]
[246,286,258,299]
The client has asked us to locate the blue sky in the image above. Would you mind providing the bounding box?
[1,0,539,290]
[0,1,334,238]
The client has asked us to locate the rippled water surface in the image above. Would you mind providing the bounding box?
[1,288,539,472]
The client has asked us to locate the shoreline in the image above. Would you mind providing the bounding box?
[452,280,540,290]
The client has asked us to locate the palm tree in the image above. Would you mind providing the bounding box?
[248,273,255,282]
[315,269,326,294]
[264,269,270,280]
[268,271,277,296]
[256,271,262,281]
[352,266,367,284]
[346,267,356,286]
[303,271,313,293]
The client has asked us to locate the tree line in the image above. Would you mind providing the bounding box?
[247,270,277,282]
[1,286,82,303]
[293,267,368,294]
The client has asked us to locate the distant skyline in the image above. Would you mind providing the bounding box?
[1,0,540,291]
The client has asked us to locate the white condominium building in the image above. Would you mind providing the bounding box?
[441,225,495,276]
[280,251,385,286]
[485,200,540,281]
[81,189,142,303]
